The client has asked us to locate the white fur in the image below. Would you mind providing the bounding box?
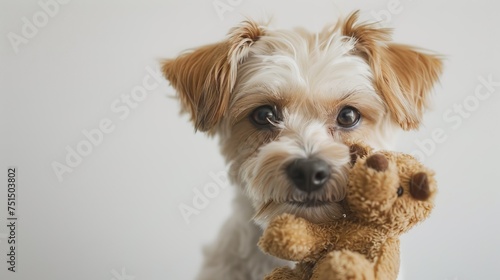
[235,29,375,102]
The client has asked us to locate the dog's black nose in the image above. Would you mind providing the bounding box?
[286,158,331,193]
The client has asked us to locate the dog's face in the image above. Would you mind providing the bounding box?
[162,12,442,226]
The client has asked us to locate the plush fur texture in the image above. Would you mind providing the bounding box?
[258,143,437,280]
[162,11,442,280]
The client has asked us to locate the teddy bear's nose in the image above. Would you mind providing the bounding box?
[410,172,431,201]
[286,158,331,193]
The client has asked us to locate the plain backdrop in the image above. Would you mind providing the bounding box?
[1,0,500,279]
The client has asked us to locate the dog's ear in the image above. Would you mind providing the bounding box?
[342,11,443,130]
[162,21,264,134]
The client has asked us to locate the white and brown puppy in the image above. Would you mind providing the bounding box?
[162,11,442,280]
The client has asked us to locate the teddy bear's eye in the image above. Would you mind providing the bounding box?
[397,186,404,197]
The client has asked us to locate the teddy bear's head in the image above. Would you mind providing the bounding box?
[346,145,437,235]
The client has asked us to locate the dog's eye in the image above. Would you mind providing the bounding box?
[250,106,278,127]
[337,106,361,128]
[397,186,404,197]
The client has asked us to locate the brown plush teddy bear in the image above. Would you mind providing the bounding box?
[258,144,437,280]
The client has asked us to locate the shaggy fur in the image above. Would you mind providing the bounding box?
[162,11,442,280]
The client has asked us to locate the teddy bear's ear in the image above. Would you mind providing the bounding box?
[349,142,371,165]
[409,172,431,201]
[365,154,389,172]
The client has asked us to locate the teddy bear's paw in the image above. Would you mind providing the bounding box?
[258,214,319,261]
[312,250,375,280]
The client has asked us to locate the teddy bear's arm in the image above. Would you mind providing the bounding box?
[374,237,400,280]
[258,214,334,262]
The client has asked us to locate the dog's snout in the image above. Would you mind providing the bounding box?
[286,158,331,193]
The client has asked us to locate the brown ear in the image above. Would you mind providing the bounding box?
[342,11,443,130]
[162,21,264,134]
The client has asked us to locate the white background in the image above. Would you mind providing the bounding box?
[1,0,499,279]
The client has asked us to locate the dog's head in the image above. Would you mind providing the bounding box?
[162,12,442,225]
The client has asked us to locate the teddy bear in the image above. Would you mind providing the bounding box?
[258,143,437,280]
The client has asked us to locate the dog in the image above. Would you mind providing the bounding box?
[162,11,442,280]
